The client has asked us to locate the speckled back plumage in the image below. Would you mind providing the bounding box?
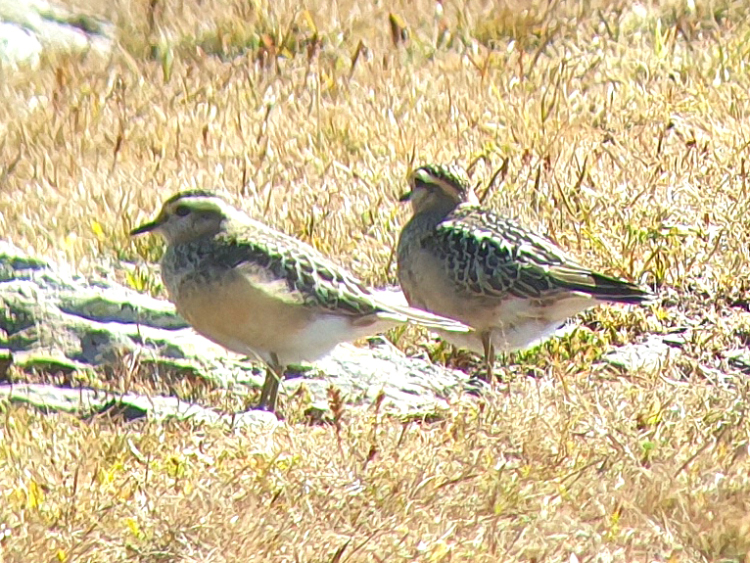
[424,205,649,303]
[163,219,381,317]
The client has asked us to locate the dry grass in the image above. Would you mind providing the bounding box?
[2,0,750,560]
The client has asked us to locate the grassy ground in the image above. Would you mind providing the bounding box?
[2,0,750,560]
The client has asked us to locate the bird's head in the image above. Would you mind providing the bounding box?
[130,190,244,244]
[399,163,476,215]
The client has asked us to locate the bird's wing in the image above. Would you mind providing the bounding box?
[426,205,651,304]
[208,222,384,316]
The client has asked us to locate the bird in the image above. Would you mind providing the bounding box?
[130,190,471,413]
[396,163,654,381]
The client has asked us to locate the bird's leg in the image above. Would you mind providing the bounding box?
[481,331,495,382]
[257,353,283,412]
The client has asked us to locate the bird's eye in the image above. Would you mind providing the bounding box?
[174,205,191,217]
[413,179,432,190]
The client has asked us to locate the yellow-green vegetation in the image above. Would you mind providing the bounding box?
[2,0,750,560]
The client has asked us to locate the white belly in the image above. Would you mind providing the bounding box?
[171,268,401,366]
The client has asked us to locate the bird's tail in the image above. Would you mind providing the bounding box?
[371,288,472,333]
[552,267,655,305]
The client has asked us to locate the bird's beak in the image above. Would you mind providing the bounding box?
[398,190,412,202]
[130,218,161,236]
